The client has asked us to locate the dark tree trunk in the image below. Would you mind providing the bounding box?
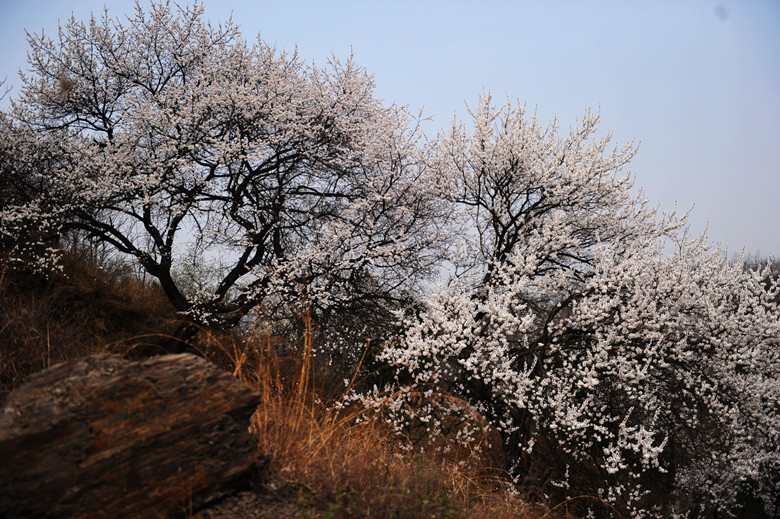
[163,319,202,354]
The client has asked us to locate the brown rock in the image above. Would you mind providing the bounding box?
[0,353,263,518]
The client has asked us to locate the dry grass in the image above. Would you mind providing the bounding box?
[191,313,556,519]
[0,252,178,397]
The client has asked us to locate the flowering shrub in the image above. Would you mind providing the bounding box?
[374,94,780,517]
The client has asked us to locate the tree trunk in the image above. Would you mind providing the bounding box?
[163,319,202,354]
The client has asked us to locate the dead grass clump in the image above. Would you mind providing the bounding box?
[192,312,543,519]
[0,252,178,397]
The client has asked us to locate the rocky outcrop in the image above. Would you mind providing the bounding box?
[0,353,263,518]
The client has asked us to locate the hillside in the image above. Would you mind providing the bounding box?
[0,253,559,518]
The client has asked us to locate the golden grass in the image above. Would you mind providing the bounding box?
[189,311,553,519]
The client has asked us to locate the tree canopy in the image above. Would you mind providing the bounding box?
[0,2,449,348]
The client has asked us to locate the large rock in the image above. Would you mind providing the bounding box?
[0,353,263,518]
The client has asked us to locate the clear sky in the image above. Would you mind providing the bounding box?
[1,0,778,257]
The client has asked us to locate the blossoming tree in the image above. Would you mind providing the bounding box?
[0,2,448,350]
[378,93,780,517]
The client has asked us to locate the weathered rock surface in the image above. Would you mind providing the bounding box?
[0,353,263,518]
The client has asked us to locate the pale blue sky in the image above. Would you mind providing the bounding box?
[1,0,778,257]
